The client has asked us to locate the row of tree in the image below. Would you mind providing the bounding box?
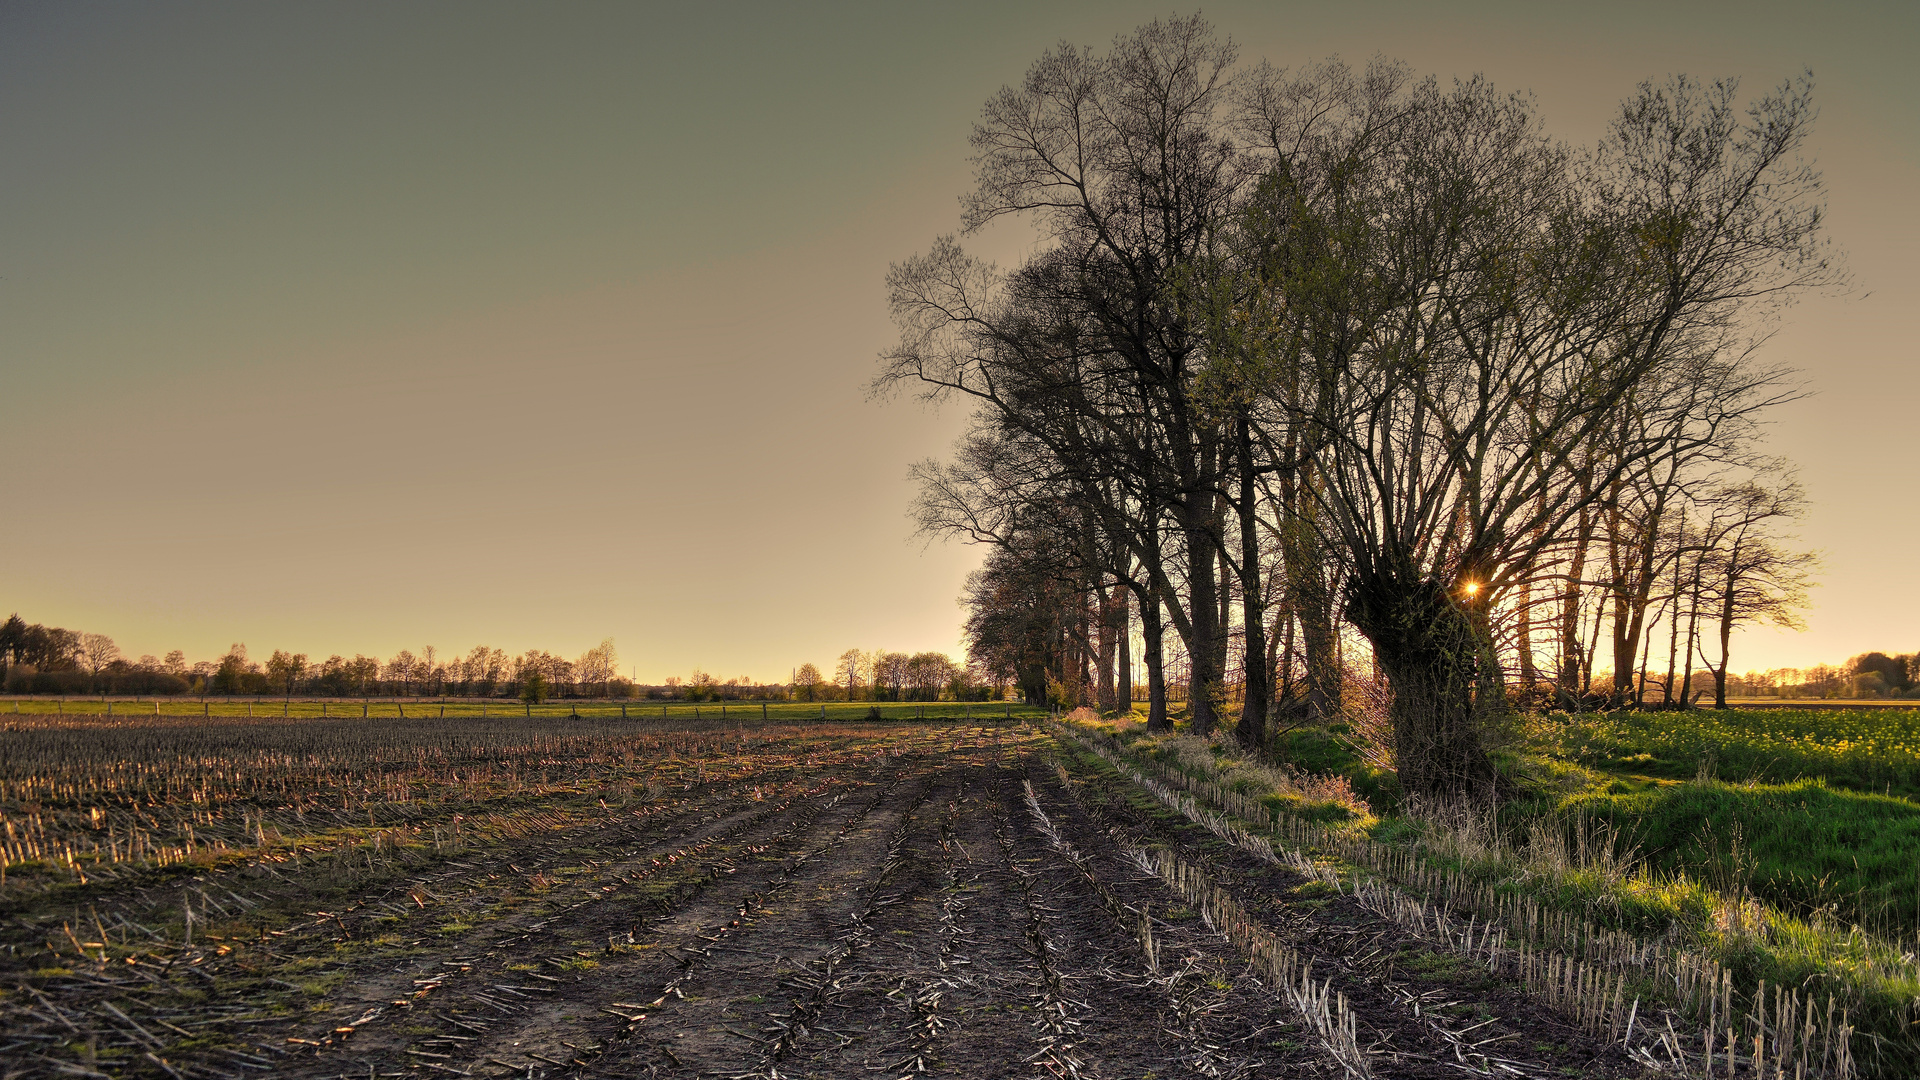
[878,17,1838,801]
[1566,654,1920,701]
[790,649,999,702]
[0,618,1003,705]
[0,622,633,700]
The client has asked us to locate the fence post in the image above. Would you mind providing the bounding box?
[762,702,768,720]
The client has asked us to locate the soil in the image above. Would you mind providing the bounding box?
[0,721,1659,1079]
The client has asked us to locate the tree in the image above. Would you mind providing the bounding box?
[79,633,120,679]
[881,20,1834,803]
[1227,68,1832,796]
[521,670,549,705]
[881,15,1247,735]
[163,650,188,677]
[1848,652,1909,693]
[0,615,24,677]
[213,644,254,695]
[685,668,717,701]
[906,652,960,701]
[834,649,866,702]
[8,622,81,671]
[793,663,825,702]
[266,651,308,699]
[576,638,619,697]
[1695,478,1818,708]
[463,645,506,695]
[387,650,418,695]
[961,526,1089,706]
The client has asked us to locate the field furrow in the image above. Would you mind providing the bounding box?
[0,718,1701,1080]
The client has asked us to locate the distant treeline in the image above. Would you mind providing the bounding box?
[0,614,1004,703]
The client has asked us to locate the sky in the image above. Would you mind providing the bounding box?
[2,0,1915,682]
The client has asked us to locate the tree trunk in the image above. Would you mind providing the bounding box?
[1558,508,1593,709]
[1662,592,1680,706]
[1095,580,1118,713]
[1679,565,1704,707]
[1279,468,1339,723]
[1346,577,1500,804]
[1713,563,1736,709]
[1116,587,1133,716]
[1185,516,1221,737]
[1515,574,1537,689]
[1140,584,1170,732]
[1234,418,1271,751]
[1018,658,1049,709]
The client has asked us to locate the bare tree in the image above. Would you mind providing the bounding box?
[78,633,120,679]
[834,648,866,702]
[576,638,618,697]
[1695,477,1819,707]
[881,15,1246,735]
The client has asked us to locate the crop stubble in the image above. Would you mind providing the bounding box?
[0,719,1664,1078]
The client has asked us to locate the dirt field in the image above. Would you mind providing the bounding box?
[0,719,1655,1079]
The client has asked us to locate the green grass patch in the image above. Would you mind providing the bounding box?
[1532,708,1920,799]
[1564,778,1920,930]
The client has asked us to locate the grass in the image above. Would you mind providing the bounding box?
[1056,707,1920,1075]
[1562,778,1920,931]
[1076,714,1374,828]
[1531,707,1920,799]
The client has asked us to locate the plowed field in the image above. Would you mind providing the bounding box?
[0,719,1654,1078]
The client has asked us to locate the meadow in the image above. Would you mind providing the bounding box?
[1,705,1849,1079]
[1530,707,1920,799]
[1519,708,1920,932]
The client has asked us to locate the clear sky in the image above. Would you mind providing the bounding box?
[3,1,1914,681]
